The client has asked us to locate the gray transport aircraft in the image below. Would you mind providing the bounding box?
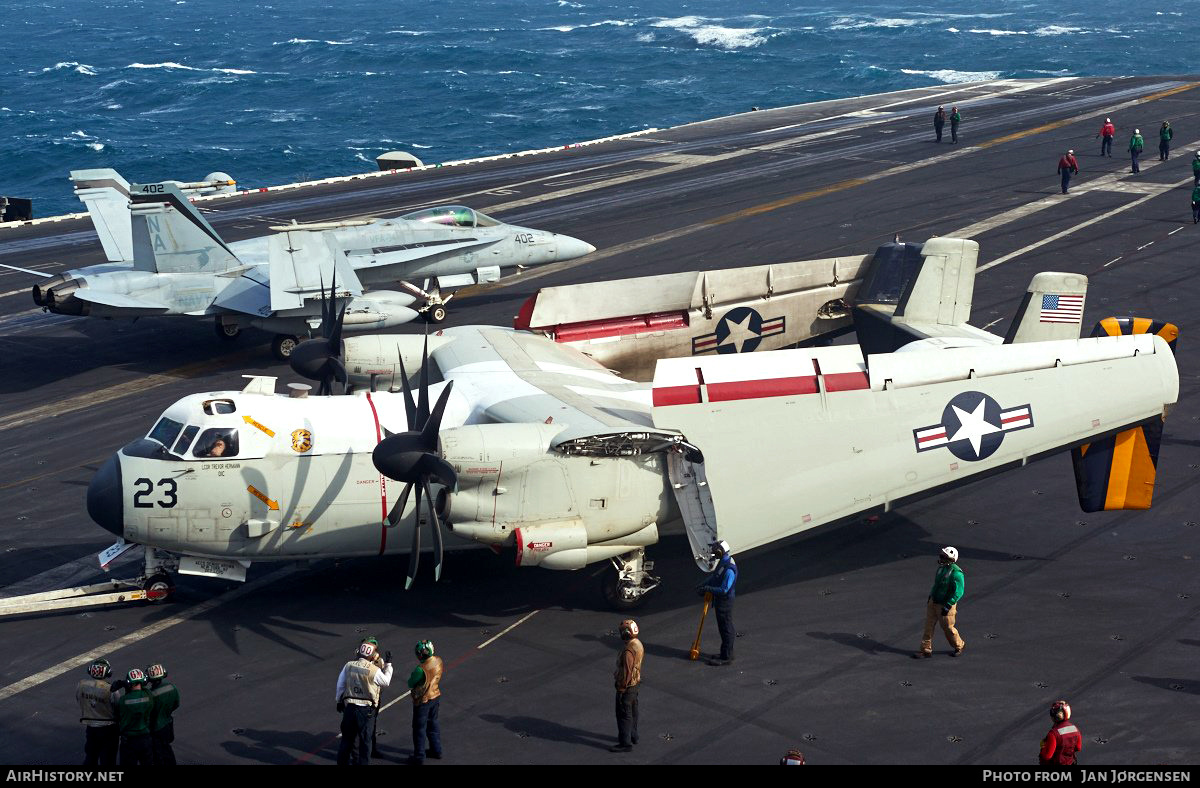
[77,237,1178,610]
[5,168,595,359]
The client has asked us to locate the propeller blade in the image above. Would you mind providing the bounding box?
[421,380,455,446]
[385,482,414,528]
[424,478,444,582]
[405,482,423,590]
[397,353,416,427]
[416,331,430,428]
[415,453,458,490]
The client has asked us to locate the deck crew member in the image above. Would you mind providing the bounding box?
[1057,150,1079,194]
[1159,120,1173,160]
[335,640,393,766]
[407,640,443,765]
[1097,117,1115,157]
[1039,700,1082,766]
[610,619,643,753]
[114,668,154,766]
[76,658,119,767]
[933,105,946,142]
[950,106,962,143]
[145,663,179,766]
[914,546,966,658]
[699,539,738,666]
[1129,129,1144,173]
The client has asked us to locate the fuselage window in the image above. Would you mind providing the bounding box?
[147,417,184,449]
[203,399,236,416]
[172,425,199,455]
[193,428,239,459]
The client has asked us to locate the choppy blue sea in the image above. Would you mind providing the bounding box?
[2,0,1194,216]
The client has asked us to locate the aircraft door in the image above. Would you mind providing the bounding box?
[667,450,719,569]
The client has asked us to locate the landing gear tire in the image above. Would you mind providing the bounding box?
[601,569,645,611]
[271,334,300,361]
[143,573,175,603]
[215,322,241,341]
[423,305,447,324]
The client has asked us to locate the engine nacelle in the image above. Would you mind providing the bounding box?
[341,291,420,330]
[342,332,458,388]
[517,522,660,570]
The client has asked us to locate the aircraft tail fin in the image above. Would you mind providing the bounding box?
[129,183,241,274]
[1003,273,1087,343]
[71,169,133,262]
[1070,317,1179,512]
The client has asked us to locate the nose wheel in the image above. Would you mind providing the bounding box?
[142,573,175,603]
[271,334,300,360]
[601,548,660,610]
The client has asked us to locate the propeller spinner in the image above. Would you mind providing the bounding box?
[288,270,348,396]
[371,333,457,588]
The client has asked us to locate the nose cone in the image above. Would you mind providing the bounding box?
[87,454,123,537]
[552,233,596,262]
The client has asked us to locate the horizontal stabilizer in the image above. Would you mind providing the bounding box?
[212,269,271,316]
[1004,272,1087,344]
[130,183,241,275]
[71,168,133,263]
[72,289,169,312]
[1071,416,1164,512]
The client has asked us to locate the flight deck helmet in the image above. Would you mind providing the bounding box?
[620,619,639,640]
[1050,699,1072,722]
[356,641,377,660]
[780,749,807,765]
[146,664,167,681]
[415,640,435,660]
[940,546,959,564]
[710,540,731,560]
[126,668,146,685]
[87,658,111,680]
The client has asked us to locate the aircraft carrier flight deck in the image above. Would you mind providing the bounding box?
[0,75,1197,765]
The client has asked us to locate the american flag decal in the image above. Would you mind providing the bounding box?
[1039,293,1084,324]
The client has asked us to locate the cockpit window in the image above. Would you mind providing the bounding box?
[203,399,236,415]
[172,425,199,455]
[147,417,183,449]
[401,205,481,228]
[193,428,239,459]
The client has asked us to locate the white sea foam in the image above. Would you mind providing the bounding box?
[42,61,98,76]
[325,40,352,45]
[1034,25,1084,36]
[88,143,105,151]
[274,38,319,45]
[966,29,1028,36]
[410,143,432,149]
[126,62,255,75]
[557,0,583,6]
[901,68,1002,83]
[385,30,430,35]
[105,103,122,110]
[831,17,925,30]
[635,32,655,42]
[214,67,256,74]
[651,17,771,49]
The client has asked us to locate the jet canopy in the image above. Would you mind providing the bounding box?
[400,205,500,228]
[144,396,244,459]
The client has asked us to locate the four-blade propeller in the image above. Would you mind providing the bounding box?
[371,333,457,589]
[288,271,348,396]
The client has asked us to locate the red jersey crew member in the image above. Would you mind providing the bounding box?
[335,640,393,766]
[1039,699,1082,766]
[76,658,119,767]
[914,546,966,658]
[1097,117,1115,157]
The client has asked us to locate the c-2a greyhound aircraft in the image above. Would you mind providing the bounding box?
[9,168,594,360]
[85,238,1179,608]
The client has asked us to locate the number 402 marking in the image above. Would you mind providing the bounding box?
[133,478,178,508]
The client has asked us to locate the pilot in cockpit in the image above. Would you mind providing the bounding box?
[203,438,227,458]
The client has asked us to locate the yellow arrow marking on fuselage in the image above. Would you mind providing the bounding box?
[247,485,280,511]
[242,415,275,437]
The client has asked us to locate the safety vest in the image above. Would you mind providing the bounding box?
[615,637,644,690]
[148,681,180,732]
[115,688,154,738]
[342,658,381,705]
[1044,721,1082,766]
[412,656,444,705]
[76,678,115,727]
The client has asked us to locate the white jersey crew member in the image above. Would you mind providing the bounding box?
[334,642,393,766]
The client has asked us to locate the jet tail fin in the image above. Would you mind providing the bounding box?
[1070,317,1179,512]
[1003,273,1087,343]
[129,183,241,274]
[71,169,133,262]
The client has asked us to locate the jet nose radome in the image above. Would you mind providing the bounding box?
[553,233,596,262]
[87,454,123,537]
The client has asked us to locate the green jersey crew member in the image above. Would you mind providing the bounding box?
[914,546,966,658]
[114,668,154,766]
[76,658,119,767]
[145,663,179,766]
[335,641,394,766]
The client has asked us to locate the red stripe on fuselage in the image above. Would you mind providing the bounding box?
[365,392,388,555]
[707,375,819,402]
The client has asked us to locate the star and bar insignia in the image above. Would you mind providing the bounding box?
[691,306,785,355]
[913,391,1034,462]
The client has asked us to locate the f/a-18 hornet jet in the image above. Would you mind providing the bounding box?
[11,168,594,359]
[85,238,1178,608]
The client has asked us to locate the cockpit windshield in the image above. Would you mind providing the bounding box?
[401,205,499,228]
[193,428,239,459]
[172,425,199,455]
[147,417,183,449]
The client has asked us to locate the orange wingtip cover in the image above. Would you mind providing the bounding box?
[1101,425,1157,510]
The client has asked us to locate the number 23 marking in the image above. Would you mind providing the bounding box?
[133,478,178,508]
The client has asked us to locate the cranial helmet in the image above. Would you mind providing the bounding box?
[620,619,639,639]
[357,641,376,660]
[711,540,731,559]
[87,659,111,680]
[1051,699,1071,721]
[940,546,959,563]
[415,640,435,660]
[146,664,167,681]
[780,749,807,765]
[126,668,146,684]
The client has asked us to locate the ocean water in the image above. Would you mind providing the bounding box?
[1,0,1194,217]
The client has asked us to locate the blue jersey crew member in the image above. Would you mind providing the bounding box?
[335,641,393,766]
[76,658,119,767]
[699,539,738,665]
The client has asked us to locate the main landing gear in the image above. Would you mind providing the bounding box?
[271,334,300,361]
[398,280,451,324]
[215,321,241,341]
[601,548,660,610]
